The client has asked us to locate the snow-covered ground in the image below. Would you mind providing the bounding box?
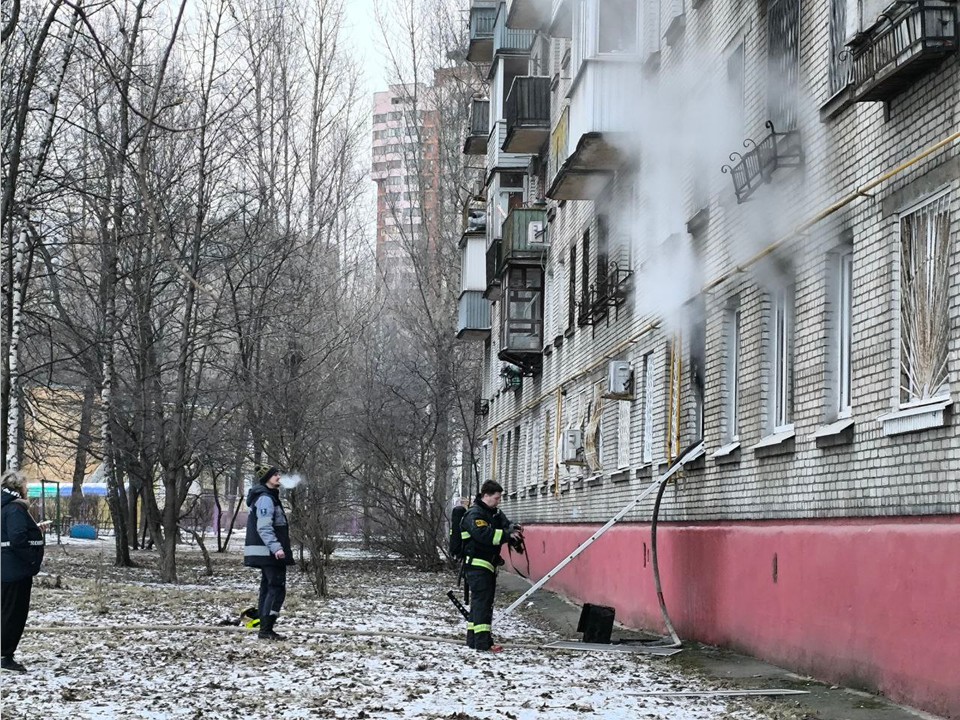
[2,542,791,719]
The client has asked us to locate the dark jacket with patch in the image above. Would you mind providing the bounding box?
[243,484,295,568]
[1,488,45,582]
[460,496,513,571]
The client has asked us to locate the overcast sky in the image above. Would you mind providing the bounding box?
[343,0,391,98]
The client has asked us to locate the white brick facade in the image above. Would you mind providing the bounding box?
[471,0,959,527]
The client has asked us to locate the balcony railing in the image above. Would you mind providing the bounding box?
[457,290,491,340]
[493,3,536,57]
[721,121,804,204]
[467,4,497,63]
[503,76,551,153]
[849,0,958,102]
[484,239,502,301]
[463,99,490,155]
[501,207,548,268]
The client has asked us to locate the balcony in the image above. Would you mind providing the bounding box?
[849,0,958,102]
[463,99,490,155]
[507,0,552,29]
[493,3,536,59]
[503,76,551,153]
[467,3,497,63]
[499,264,544,375]
[457,290,491,340]
[460,220,487,294]
[487,120,534,178]
[501,207,549,268]
[484,238,502,301]
[721,121,804,204]
[547,59,641,201]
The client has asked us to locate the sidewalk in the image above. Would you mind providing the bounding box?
[499,572,945,720]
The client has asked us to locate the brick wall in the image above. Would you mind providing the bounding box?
[478,0,960,526]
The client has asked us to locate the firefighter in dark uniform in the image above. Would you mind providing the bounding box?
[460,480,521,653]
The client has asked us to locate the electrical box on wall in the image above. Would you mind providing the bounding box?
[528,220,547,245]
[561,428,586,465]
[604,360,633,399]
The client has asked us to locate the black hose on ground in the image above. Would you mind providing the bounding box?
[646,439,703,648]
[649,472,682,648]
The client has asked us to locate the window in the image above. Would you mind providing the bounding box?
[725,301,741,442]
[688,298,706,441]
[599,0,638,54]
[596,214,610,302]
[579,229,591,326]
[899,192,951,405]
[617,399,631,469]
[642,0,661,62]
[568,244,577,329]
[771,284,795,431]
[834,249,853,417]
[767,0,800,130]
[726,41,745,141]
[828,0,852,95]
[514,424,524,494]
[642,352,655,464]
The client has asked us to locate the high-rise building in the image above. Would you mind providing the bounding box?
[371,85,436,291]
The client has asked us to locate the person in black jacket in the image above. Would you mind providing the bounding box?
[460,480,520,652]
[1,471,45,672]
[243,465,295,640]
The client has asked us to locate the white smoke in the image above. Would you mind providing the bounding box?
[602,46,826,333]
[279,473,304,489]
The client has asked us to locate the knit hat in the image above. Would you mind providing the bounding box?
[254,464,279,485]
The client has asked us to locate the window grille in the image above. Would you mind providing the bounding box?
[899,193,951,404]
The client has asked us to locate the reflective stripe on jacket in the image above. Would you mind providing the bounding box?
[1,488,45,582]
[243,484,295,567]
[461,497,511,573]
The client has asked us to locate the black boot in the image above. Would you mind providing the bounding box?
[257,615,286,641]
[1,656,26,672]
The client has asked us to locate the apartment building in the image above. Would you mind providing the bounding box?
[372,86,438,289]
[457,0,959,715]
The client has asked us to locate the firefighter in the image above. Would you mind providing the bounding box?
[460,480,521,652]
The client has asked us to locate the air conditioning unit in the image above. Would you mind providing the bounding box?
[604,360,633,398]
[528,220,547,244]
[561,428,586,465]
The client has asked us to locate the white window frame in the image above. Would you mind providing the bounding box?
[598,0,640,55]
[897,190,952,408]
[771,285,795,433]
[642,0,661,61]
[617,398,632,470]
[725,302,741,443]
[836,249,854,418]
[642,352,655,464]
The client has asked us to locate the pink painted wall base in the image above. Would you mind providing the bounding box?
[510,517,960,719]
